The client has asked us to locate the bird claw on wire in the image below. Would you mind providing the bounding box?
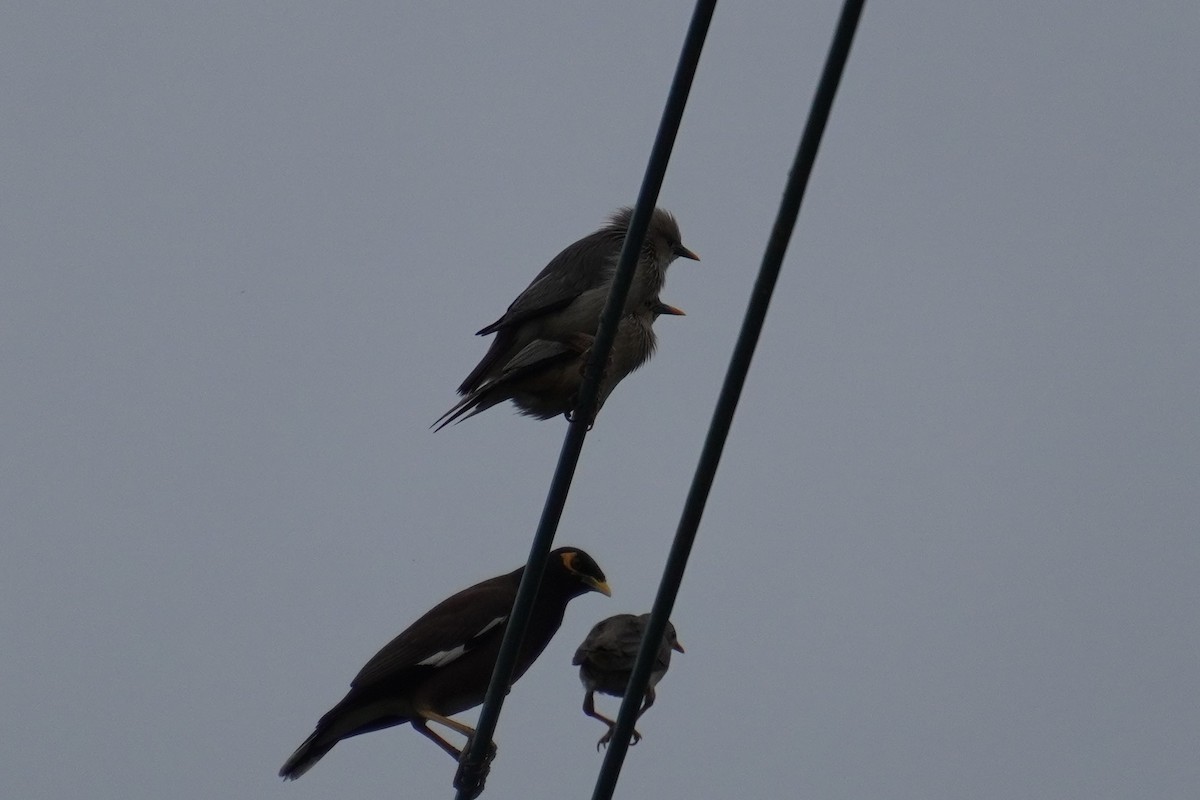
[596,727,641,752]
[564,408,596,431]
[453,739,497,800]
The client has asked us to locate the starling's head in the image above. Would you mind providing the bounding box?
[552,547,611,597]
[609,207,700,267]
[648,208,700,265]
[664,620,685,654]
[637,613,685,654]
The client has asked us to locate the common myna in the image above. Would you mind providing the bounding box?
[279,547,611,780]
[434,299,684,430]
[453,207,698,398]
[572,613,684,750]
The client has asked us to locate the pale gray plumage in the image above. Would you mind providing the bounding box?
[454,207,698,397]
[434,299,684,430]
[572,613,684,750]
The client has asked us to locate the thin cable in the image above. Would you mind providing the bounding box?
[452,3,718,797]
[589,2,867,798]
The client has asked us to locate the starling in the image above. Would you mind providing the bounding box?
[455,207,698,397]
[434,299,684,430]
[572,613,684,750]
[279,547,611,780]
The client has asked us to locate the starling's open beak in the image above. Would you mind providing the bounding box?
[673,244,700,262]
[584,578,612,597]
[672,640,686,654]
[653,301,686,317]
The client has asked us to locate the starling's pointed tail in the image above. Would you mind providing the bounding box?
[431,392,487,431]
[279,729,337,781]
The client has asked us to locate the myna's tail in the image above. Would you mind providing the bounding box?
[279,729,337,781]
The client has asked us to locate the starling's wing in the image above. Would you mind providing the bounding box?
[573,614,640,668]
[499,335,590,377]
[476,231,619,335]
[434,336,590,430]
[573,618,611,665]
[350,571,519,689]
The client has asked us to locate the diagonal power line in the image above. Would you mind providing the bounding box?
[589,1,868,798]
[452,2,719,797]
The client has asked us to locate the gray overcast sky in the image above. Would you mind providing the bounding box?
[3,2,1197,799]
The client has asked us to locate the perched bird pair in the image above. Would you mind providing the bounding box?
[435,299,685,429]
[435,207,698,429]
[278,548,610,781]
[573,613,685,750]
[278,556,687,781]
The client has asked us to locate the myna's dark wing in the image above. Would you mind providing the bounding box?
[476,231,619,335]
[351,573,518,689]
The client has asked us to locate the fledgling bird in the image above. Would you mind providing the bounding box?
[279,547,611,781]
[572,613,684,750]
[455,206,699,397]
[434,299,684,430]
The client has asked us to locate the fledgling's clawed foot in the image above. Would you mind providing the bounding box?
[596,727,642,751]
[564,407,596,430]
